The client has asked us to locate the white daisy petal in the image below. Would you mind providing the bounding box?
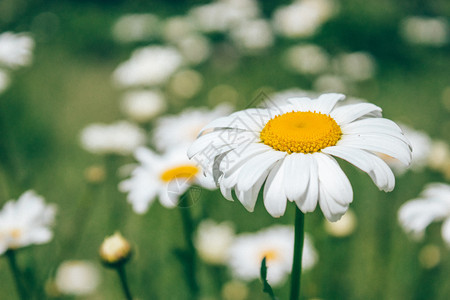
[287,97,313,111]
[236,151,286,191]
[235,174,266,212]
[297,155,319,213]
[264,160,288,217]
[318,185,349,222]
[315,152,353,206]
[313,93,346,114]
[441,218,450,246]
[337,133,412,165]
[331,103,382,125]
[322,146,395,192]
[284,153,310,202]
[222,143,273,176]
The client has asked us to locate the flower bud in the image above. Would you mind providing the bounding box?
[99,232,132,266]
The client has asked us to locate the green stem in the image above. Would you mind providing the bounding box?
[290,207,305,300]
[178,193,199,299]
[6,250,28,300]
[116,264,133,300]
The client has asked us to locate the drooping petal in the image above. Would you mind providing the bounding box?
[318,185,349,222]
[263,159,288,217]
[322,146,395,192]
[284,153,310,202]
[296,155,318,213]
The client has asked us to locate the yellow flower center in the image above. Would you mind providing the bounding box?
[260,249,279,262]
[260,111,342,154]
[10,228,22,239]
[160,165,199,183]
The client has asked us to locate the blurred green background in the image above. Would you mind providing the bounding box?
[0,0,450,299]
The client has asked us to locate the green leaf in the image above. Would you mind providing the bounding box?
[260,257,278,300]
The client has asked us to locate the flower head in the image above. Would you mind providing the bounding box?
[188,93,412,221]
[227,226,317,286]
[398,183,450,244]
[55,260,100,296]
[120,146,216,214]
[99,232,132,265]
[0,190,56,254]
[80,121,146,155]
[0,32,34,69]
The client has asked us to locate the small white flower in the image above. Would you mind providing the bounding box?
[0,190,56,254]
[284,44,330,75]
[229,19,274,53]
[153,104,233,152]
[55,260,100,296]
[189,0,260,33]
[228,226,317,286]
[112,14,160,43]
[272,0,337,38]
[80,121,146,155]
[400,16,448,46]
[195,220,235,265]
[189,93,412,221]
[112,46,183,87]
[121,90,166,122]
[398,183,450,244]
[176,34,211,65]
[119,146,216,214]
[333,52,376,82]
[0,32,34,69]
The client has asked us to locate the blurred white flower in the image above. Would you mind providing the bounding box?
[0,32,34,69]
[99,232,132,265]
[428,140,450,172]
[398,183,450,244]
[228,226,317,286]
[112,14,160,43]
[0,69,10,94]
[324,208,357,237]
[195,220,235,265]
[0,190,56,254]
[119,146,216,214]
[80,121,146,155]
[55,260,100,296]
[112,46,183,88]
[121,90,166,122]
[189,0,260,33]
[229,19,274,53]
[313,74,349,93]
[400,16,448,46]
[379,124,431,175]
[153,104,232,152]
[168,69,204,99]
[176,34,211,65]
[333,52,376,82]
[284,44,329,75]
[273,0,337,38]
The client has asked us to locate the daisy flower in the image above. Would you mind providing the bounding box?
[80,121,146,156]
[398,183,450,245]
[188,93,412,221]
[55,260,100,296]
[0,190,56,254]
[153,104,232,152]
[119,146,215,214]
[227,225,317,286]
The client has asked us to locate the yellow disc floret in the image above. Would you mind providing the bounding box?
[260,111,342,154]
[160,165,199,182]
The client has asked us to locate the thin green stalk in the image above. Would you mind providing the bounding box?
[116,264,133,300]
[178,193,199,299]
[290,207,305,300]
[6,250,28,300]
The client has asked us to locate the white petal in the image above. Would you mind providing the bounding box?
[322,146,395,192]
[337,133,412,165]
[287,97,313,111]
[263,159,288,217]
[284,153,310,202]
[222,143,273,176]
[313,93,346,114]
[318,185,349,222]
[235,173,266,212]
[441,218,450,246]
[296,154,318,213]
[236,150,286,191]
[315,153,353,206]
[331,103,382,125]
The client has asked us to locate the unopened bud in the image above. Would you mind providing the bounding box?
[99,232,132,266]
[84,166,106,184]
